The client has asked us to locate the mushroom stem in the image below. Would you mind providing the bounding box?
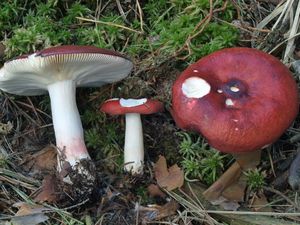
[48,79,90,170]
[233,150,261,170]
[124,113,144,174]
[203,150,261,201]
[203,161,242,200]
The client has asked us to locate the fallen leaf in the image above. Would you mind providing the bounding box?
[13,202,49,216]
[137,200,179,222]
[10,202,49,225]
[154,155,184,191]
[210,196,240,211]
[154,155,169,179]
[147,184,166,198]
[220,201,240,211]
[249,194,272,212]
[222,174,247,202]
[34,174,60,203]
[22,146,57,174]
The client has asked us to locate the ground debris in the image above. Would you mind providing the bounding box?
[210,196,240,211]
[0,121,13,135]
[154,155,184,191]
[21,146,57,176]
[4,202,49,225]
[249,193,272,212]
[147,184,166,198]
[33,174,60,203]
[137,199,179,223]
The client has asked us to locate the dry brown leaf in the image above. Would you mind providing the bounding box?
[222,175,247,202]
[34,174,60,203]
[154,155,169,179]
[154,155,184,191]
[10,202,49,225]
[22,146,57,174]
[147,184,166,198]
[210,196,240,211]
[13,202,48,216]
[250,194,272,212]
[138,200,179,222]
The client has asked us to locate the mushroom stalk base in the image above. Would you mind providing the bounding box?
[48,80,90,168]
[203,150,261,201]
[124,113,144,174]
[203,161,242,201]
[48,80,95,201]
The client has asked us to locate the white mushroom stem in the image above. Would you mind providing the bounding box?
[124,113,144,174]
[48,80,90,170]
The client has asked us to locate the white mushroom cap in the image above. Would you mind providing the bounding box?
[0,45,133,95]
[0,45,133,182]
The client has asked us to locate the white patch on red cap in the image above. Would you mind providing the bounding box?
[182,77,211,98]
[230,86,240,92]
[225,98,234,106]
[120,98,147,107]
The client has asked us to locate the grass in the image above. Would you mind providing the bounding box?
[178,132,228,185]
[244,168,266,192]
[0,0,238,62]
[1,0,300,224]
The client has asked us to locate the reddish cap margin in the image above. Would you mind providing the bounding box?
[100,98,164,115]
[13,45,127,61]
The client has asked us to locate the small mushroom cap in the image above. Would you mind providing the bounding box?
[100,98,164,115]
[172,47,299,153]
[0,45,133,95]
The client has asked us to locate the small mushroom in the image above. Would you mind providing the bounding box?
[171,47,299,200]
[100,98,164,174]
[0,45,133,200]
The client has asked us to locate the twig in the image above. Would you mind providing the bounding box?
[189,209,300,217]
[269,31,300,54]
[136,0,144,32]
[76,17,143,34]
[176,0,229,59]
[283,0,300,63]
[267,148,276,178]
[116,0,130,24]
[263,186,300,211]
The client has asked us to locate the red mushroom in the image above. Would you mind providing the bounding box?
[100,98,164,174]
[171,47,299,200]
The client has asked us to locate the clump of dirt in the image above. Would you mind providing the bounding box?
[59,158,97,203]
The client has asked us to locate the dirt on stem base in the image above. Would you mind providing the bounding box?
[59,158,97,203]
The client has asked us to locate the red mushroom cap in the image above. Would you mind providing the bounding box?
[172,47,299,154]
[100,98,164,115]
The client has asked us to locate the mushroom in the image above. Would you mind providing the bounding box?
[0,45,133,199]
[171,47,299,200]
[100,98,164,174]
